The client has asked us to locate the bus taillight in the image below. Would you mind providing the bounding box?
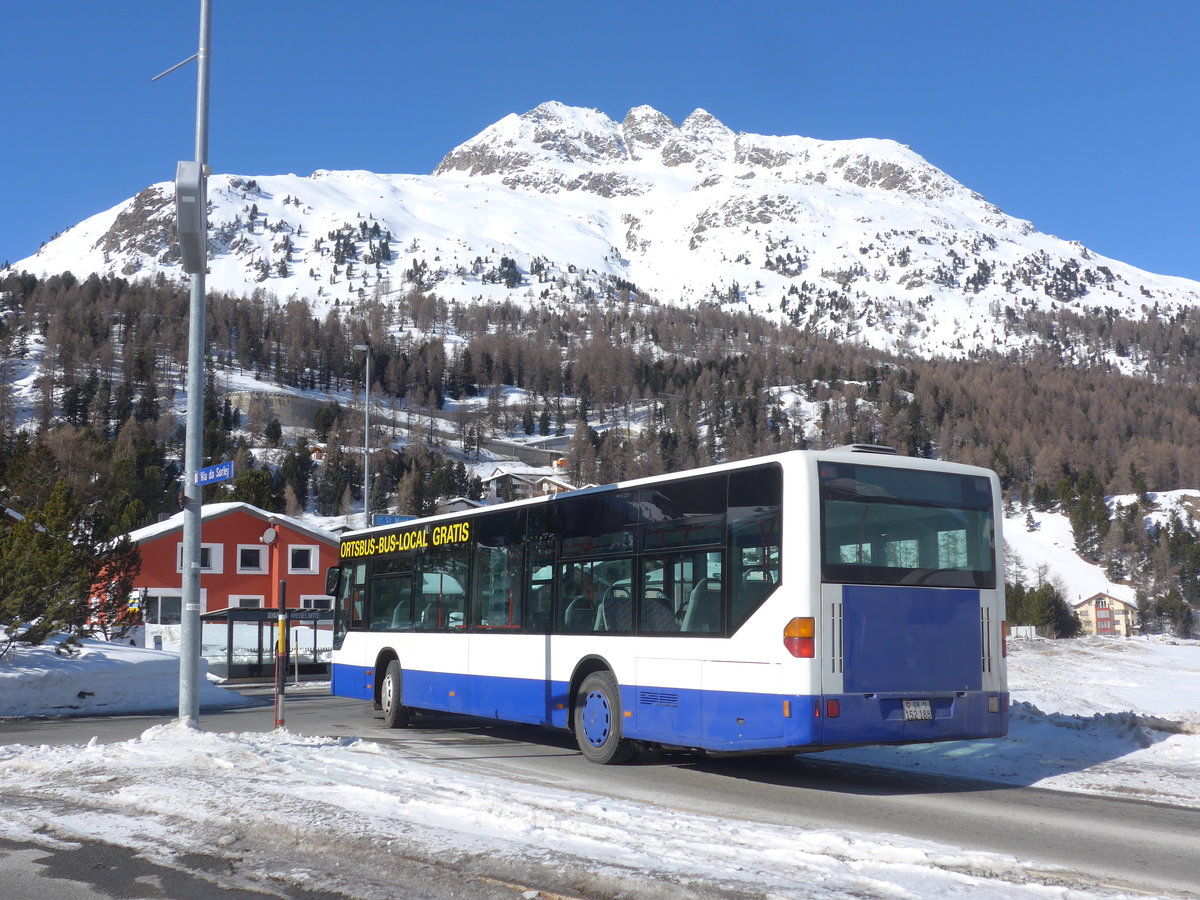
[1001,620,1008,657]
[784,617,815,658]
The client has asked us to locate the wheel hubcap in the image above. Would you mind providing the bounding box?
[582,689,611,747]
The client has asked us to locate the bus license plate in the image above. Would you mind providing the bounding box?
[903,699,933,721]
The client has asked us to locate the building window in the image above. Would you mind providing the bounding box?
[288,544,320,575]
[143,591,183,625]
[237,545,267,574]
[300,596,332,610]
[230,595,265,609]
[176,543,223,574]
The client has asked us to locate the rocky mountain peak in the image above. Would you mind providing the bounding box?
[436,104,745,180]
[435,102,629,178]
[621,105,676,158]
[16,101,1200,369]
[522,101,628,165]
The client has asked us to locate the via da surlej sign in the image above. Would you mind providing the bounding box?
[195,460,233,487]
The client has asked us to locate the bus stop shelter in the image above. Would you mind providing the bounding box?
[200,607,333,681]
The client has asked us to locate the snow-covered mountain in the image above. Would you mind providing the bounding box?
[12,101,1200,360]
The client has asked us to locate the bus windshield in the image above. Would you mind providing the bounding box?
[819,461,995,589]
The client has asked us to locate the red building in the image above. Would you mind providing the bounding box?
[125,502,340,648]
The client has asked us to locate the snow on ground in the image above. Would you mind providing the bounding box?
[822,635,1200,809]
[0,636,256,718]
[2,633,1199,897]
[0,721,1097,900]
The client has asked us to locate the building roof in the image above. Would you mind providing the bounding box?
[1074,592,1139,612]
[126,502,337,547]
[437,497,484,511]
[481,469,575,490]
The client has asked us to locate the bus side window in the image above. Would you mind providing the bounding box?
[667,550,723,634]
[471,542,523,630]
[729,515,781,631]
[593,558,634,632]
[525,537,555,632]
[559,561,598,633]
[371,571,413,631]
[728,465,782,633]
[416,545,469,631]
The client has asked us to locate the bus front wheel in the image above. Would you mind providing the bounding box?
[574,671,635,764]
[381,660,412,728]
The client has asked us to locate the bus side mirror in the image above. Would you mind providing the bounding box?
[325,566,343,596]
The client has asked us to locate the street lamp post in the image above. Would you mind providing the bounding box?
[164,0,212,727]
[353,343,371,527]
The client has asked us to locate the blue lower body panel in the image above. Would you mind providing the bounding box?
[842,585,983,693]
[816,690,1009,746]
[332,662,1008,751]
[332,662,374,700]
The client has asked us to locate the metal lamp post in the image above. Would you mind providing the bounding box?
[159,0,212,726]
[353,343,371,527]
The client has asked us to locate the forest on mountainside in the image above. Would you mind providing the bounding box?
[0,270,1197,635]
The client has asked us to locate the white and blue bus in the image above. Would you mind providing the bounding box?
[325,446,1008,763]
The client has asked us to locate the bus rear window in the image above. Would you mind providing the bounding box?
[819,463,995,589]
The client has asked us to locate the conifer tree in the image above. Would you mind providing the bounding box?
[1,481,140,653]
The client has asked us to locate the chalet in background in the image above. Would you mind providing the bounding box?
[1073,592,1140,637]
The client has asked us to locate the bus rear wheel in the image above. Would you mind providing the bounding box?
[574,671,635,764]
[380,660,412,728]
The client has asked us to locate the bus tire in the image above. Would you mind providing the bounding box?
[381,660,411,729]
[574,671,635,764]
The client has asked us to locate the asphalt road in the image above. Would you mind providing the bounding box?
[3,685,1199,898]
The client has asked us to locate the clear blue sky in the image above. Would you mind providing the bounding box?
[3,1,1197,280]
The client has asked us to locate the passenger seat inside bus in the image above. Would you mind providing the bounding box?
[641,588,678,632]
[563,596,595,631]
[681,579,722,632]
[420,601,441,627]
[594,588,633,631]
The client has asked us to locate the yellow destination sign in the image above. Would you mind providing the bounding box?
[341,521,471,559]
